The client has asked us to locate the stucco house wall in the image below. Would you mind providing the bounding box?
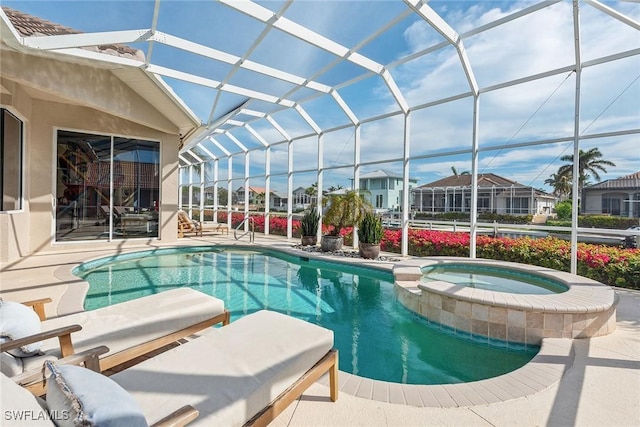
[0,51,184,263]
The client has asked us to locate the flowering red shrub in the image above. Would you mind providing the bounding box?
[377,228,639,289]
[213,214,639,288]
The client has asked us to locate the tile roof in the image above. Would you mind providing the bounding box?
[2,7,145,61]
[417,173,519,189]
[416,173,554,197]
[584,171,640,190]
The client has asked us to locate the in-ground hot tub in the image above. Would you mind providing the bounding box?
[394,257,617,346]
[421,263,569,295]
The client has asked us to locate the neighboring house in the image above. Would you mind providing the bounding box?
[412,173,556,216]
[582,171,640,218]
[291,186,315,210]
[351,169,418,212]
[0,8,200,263]
[235,186,288,211]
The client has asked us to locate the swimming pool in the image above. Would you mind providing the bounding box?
[74,246,538,385]
[421,263,568,295]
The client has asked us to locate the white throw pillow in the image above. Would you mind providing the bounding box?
[45,361,148,427]
[0,300,42,357]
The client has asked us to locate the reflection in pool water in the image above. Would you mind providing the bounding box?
[75,247,538,385]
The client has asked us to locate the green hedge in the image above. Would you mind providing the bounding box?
[547,216,639,229]
[413,212,533,224]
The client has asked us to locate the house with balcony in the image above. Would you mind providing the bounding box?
[412,173,555,216]
[582,171,640,218]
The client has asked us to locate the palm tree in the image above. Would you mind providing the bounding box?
[451,166,470,176]
[323,189,372,236]
[305,182,318,197]
[544,173,572,200]
[557,147,615,195]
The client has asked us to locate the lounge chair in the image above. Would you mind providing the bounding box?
[1,288,229,395]
[178,210,229,238]
[1,310,337,427]
[1,348,199,427]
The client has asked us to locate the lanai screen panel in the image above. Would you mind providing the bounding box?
[2,0,639,261]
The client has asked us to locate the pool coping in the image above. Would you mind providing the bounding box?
[55,241,581,408]
[317,337,575,407]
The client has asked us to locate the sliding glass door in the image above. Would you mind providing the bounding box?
[55,130,159,242]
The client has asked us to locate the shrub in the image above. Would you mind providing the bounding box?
[554,201,572,220]
[377,228,639,289]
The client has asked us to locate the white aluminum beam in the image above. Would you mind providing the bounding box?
[294,104,322,134]
[210,137,231,156]
[187,149,204,163]
[245,124,270,147]
[145,0,160,67]
[382,69,410,113]
[405,0,478,95]
[585,0,640,30]
[225,132,249,152]
[401,112,411,257]
[240,109,267,118]
[147,64,296,107]
[330,90,359,125]
[460,1,561,39]
[21,29,150,50]
[197,144,217,160]
[154,31,332,94]
[570,0,582,275]
[266,116,292,141]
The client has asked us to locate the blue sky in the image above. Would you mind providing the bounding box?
[4,0,639,192]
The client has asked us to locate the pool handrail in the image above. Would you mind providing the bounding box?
[234,214,255,242]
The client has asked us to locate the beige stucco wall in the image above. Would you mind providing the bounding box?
[1,52,184,264]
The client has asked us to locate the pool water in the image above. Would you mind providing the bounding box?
[422,264,568,295]
[75,247,538,385]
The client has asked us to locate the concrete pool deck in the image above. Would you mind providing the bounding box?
[1,234,638,426]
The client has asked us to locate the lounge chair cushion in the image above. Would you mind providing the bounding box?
[0,300,42,356]
[0,373,51,426]
[111,310,334,426]
[37,288,225,360]
[45,362,147,427]
[0,352,22,377]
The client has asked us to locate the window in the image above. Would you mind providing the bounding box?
[478,197,491,212]
[1,109,23,211]
[56,130,160,242]
[506,197,529,214]
[602,197,621,216]
[381,179,387,190]
[376,194,383,208]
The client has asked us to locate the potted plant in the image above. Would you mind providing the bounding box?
[321,190,371,252]
[300,207,320,246]
[357,211,383,259]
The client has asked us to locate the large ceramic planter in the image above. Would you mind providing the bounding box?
[321,235,343,252]
[301,235,317,246]
[358,242,380,259]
